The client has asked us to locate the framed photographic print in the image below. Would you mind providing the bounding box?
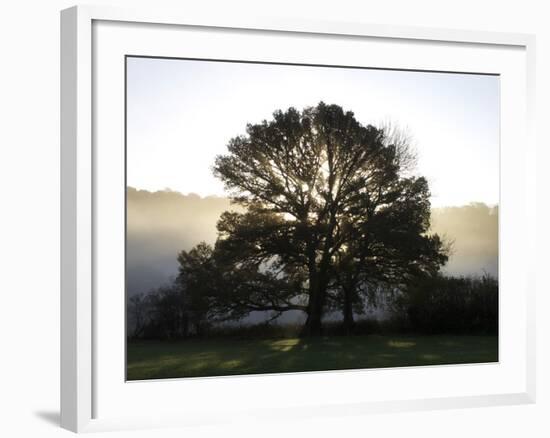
[61,5,536,433]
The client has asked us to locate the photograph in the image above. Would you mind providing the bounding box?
[125,56,499,381]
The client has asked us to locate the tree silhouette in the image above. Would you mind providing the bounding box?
[176,242,219,336]
[213,102,447,336]
[331,176,449,333]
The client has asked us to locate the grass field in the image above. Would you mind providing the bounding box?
[127,334,498,380]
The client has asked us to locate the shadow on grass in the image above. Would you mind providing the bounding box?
[127,334,498,380]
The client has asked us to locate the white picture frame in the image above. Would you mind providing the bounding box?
[60,5,536,433]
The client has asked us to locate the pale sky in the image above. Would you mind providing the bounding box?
[126,57,499,208]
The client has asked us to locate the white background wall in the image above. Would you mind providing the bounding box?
[0,0,547,436]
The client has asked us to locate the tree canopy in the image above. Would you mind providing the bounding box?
[206,102,448,335]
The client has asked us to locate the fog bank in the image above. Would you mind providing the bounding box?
[127,187,498,299]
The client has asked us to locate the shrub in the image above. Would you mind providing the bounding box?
[393,274,498,334]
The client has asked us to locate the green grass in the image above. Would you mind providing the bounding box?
[127,334,498,380]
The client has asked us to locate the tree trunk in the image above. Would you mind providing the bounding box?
[302,310,323,337]
[301,228,333,337]
[301,267,326,337]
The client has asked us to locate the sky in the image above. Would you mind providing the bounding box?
[126,57,500,208]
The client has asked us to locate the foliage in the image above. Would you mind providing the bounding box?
[175,242,218,335]
[131,284,188,339]
[392,274,498,334]
[212,102,448,335]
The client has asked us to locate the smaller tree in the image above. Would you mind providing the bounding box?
[176,242,218,336]
[145,284,188,339]
[128,293,148,339]
[329,174,449,333]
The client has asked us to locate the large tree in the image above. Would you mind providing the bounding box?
[213,102,447,336]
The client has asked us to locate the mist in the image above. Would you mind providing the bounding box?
[126,187,498,299]
[430,203,498,277]
[126,187,233,297]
